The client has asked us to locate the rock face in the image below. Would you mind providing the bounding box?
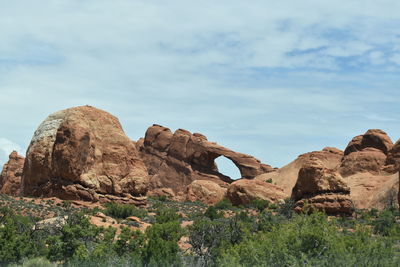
[138,124,274,195]
[22,106,149,203]
[256,147,344,195]
[340,130,393,177]
[227,179,287,205]
[339,148,387,177]
[0,151,24,196]
[386,140,400,173]
[291,157,353,215]
[186,180,226,205]
[343,129,393,156]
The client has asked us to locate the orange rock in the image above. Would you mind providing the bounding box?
[291,157,353,215]
[339,148,387,177]
[227,179,287,205]
[344,129,393,156]
[0,151,24,196]
[256,148,343,195]
[186,180,226,205]
[139,124,274,196]
[22,106,149,203]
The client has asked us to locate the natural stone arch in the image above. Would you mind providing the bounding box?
[214,155,242,180]
[139,124,275,194]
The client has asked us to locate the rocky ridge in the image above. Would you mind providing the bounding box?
[0,107,399,213]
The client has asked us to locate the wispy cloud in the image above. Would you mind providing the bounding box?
[0,0,399,169]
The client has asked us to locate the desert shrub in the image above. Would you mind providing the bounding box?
[217,212,399,267]
[188,216,245,266]
[0,207,42,265]
[248,199,269,212]
[265,178,273,183]
[213,198,234,210]
[373,209,400,236]
[143,213,184,267]
[10,257,56,267]
[276,198,295,219]
[155,207,181,224]
[204,206,224,220]
[46,212,114,262]
[104,202,147,219]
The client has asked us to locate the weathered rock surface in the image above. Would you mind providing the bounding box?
[344,129,393,156]
[339,148,387,177]
[227,179,287,205]
[256,148,343,195]
[0,151,24,196]
[22,106,149,204]
[344,172,398,210]
[385,139,400,173]
[186,180,226,205]
[291,157,353,215]
[339,130,393,177]
[138,124,274,195]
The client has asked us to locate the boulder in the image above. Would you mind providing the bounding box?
[139,124,274,195]
[186,180,226,205]
[255,148,343,195]
[0,151,24,196]
[291,157,353,215]
[227,179,287,206]
[22,106,149,203]
[339,148,387,177]
[344,129,393,156]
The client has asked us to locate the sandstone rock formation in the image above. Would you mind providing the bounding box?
[138,124,274,196]
[186,180,226,205]
[339,148,387,177]
[22,106,149,204]
[386,139,400,173]
[256,147,343,195]
[343,129,393,156]
[291,157,353,215]
[339,130,393,177]
[0,151,24,196]
[227,179,287,205]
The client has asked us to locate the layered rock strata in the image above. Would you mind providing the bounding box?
[291,157,353,215]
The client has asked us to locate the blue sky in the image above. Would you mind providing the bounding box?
[1,0,400,177]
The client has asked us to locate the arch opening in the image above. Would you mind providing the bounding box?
[215,156,242,180]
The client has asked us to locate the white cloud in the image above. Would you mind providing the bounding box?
[0,138,23,168]
[0,0,399,167]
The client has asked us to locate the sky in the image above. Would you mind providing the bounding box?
[1,0,400,178]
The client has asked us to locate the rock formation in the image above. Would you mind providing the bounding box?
[338,130,398,209]
[385,139,400,173]
[22,106,149,204]
[227,179,287,205]
[0,151,24,196]
[186,180,226,205]
[339,130,393,177]
[343,129,393,156]
[291,157,353,215]
[256,147,343,195]
[138,124,274,196]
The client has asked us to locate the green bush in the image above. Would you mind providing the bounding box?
[217,212,399,267]
[204,206,224,220]
[104,202,147,219]
[213,199,234,210]
[155,208,181,224]
[10,257,56,267]
[248,199,269,212]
